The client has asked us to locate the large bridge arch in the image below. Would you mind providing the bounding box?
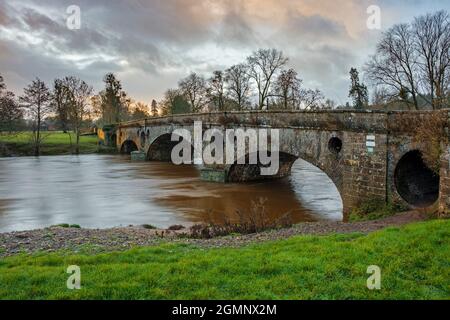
[225,140,344,205]
[146,129,195,162]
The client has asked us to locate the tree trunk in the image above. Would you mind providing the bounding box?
[75,129,80,155]
[35,105,41,156]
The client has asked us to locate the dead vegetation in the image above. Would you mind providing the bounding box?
[188,198,293,239]
[412,112,447,174]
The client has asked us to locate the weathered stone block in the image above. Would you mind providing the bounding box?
[200,168,227,183]
[131,151,146,161]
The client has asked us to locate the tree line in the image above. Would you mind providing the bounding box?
[159,48,331,115]
[0,73,159,156]
[365,10,450,110]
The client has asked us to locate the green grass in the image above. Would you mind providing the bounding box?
[50,224,81,229]
[0,132,98,156]
[0,220,449,300]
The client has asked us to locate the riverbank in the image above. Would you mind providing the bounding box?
[0,216,448,299]
[0,132,100,156]
[0,211,432,257]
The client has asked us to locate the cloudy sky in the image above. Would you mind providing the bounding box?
[1,0,449,105]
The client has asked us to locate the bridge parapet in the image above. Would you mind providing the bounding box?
[118,110,449,135]
[118,110,390,133]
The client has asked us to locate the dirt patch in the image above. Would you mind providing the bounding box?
[0,211,431,257]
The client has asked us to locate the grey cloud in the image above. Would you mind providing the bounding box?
[1,0,449,104]
[216,10,259,47]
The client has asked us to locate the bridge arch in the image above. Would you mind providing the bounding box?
[120,140,138,154]
[394,149,439,207]
[147,132,194,162]
[226,151,344,215]
[226,148,343,197]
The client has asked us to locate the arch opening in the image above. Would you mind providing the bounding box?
[290,159,343,220]
[147,133,193,162]
[227,152,297,182]
[226,152,343,220]
[328,137,342,154]
[120,140,138,154]
[394,150,439,207]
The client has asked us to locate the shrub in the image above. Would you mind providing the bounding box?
[142,224,157,229]
[349,198,408,222]
[218,115,239,126]
[167,224,185,231]
[51,223,81,228]
[188,197,293,239]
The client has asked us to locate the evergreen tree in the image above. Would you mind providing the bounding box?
[349,68,369,110]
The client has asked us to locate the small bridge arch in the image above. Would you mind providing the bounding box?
[120,140,138,154]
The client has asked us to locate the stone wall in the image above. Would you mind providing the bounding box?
[114,110,450,215]
[341,131,388,213]
[438,111,450,216]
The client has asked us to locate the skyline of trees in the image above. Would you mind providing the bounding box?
[159,48,329,114]
[0,9,448,135]
[365,10,449,110]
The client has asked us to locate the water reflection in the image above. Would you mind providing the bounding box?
[0,155,342,232]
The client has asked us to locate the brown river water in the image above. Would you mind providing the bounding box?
[0,154,342,232]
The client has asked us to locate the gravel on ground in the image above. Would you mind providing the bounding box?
[0,211,431,257]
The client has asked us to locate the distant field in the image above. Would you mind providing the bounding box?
[0,132,99,156]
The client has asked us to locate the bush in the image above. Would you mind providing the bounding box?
[349,198,408,222]
[167,225,185,231]
[188,198,293,239]
[51,223,81,228]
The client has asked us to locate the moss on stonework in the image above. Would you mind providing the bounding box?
[349,198,409,222]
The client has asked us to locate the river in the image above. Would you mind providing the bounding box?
[0,154,343,232]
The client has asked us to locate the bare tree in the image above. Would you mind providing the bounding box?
[365,11,450,110]
[51,79,71,133]
[298,89,325,110]
[64,76,93,154]
[0,75,23,134]
[225,64,251,110]
[247,49,288,109]
[0,75,5,92]
[19,78,51,156]
[413,11,450,109]
[151,99,158,116]
[160,88,181,115]
[365,24,421,109]
[0,91,22,134]
[178,73,208,113]
[207,71,225,111]
[273,68,302,110]
[130,102,150,120]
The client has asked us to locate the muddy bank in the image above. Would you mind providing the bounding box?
[0,211,430,257]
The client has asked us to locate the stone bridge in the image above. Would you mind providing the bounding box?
[99,110,450,215]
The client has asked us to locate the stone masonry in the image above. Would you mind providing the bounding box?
[99,110,450,216]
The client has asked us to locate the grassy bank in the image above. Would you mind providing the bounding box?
[0,132,99,156]
[0,220,448,300]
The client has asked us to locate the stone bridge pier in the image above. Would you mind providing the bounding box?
[100,110,450,216]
